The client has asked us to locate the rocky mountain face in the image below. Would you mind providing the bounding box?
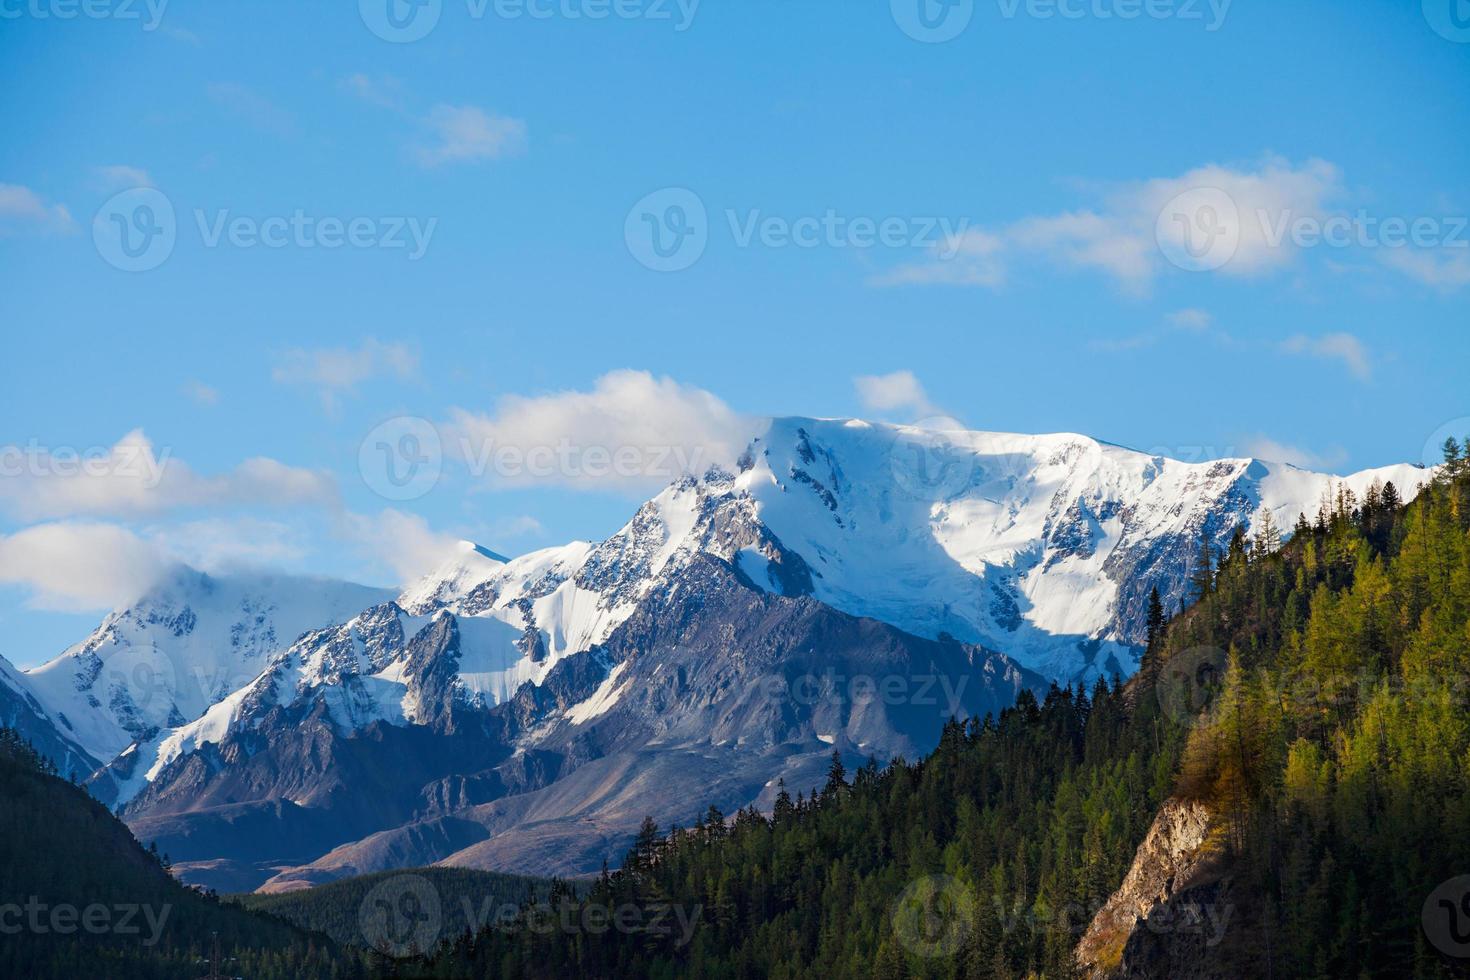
[2,418,1428,890]
[1076,798,1227,979]
[108,552,1044,891]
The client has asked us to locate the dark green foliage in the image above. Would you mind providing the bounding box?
[401,464,1470,978]
[231,866,565,949]
[0,725,371,979]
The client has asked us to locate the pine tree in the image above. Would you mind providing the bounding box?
[772,778,795,823]
[1190,525,1216,601]
[1255,508,1282,555]
[822,750,847,800]
[1145,586,1166,650]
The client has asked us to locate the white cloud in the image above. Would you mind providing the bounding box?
[488,514,544,540]
[146,517,308,572]
[272,339,419,411]
[182,380,219,406]
[869,229,1006,287]
[1280,332,1372,381]
[0,523,172,611]
[93,165,154,191]
[447,370,755,492]
[853,371,942,421]
[1377,248,1470,292]
[1242,436,1348,471]
[0,183,74,234]
[1008,209,1157,291]
[1166,308,1213,331]
[873,157,1341,293]
[340,73,404,110]
[341,509,461,583]
[1091,309,1221,353]
[414,105,528,167]
[0,429,337,521]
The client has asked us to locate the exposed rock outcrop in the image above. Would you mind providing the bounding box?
[1076,797,1234,979]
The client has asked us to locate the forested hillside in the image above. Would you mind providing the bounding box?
[5,445,1466,979]
[403,446,1470,979]
[232,866,564,949]
[0,726,370,980]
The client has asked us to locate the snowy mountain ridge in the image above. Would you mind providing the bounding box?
[0,416,1430,859]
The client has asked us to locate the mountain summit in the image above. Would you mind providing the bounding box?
[1,418,1428,888]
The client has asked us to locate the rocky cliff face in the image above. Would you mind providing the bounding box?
[1076,798,1237,979]
[115,554,1047,892]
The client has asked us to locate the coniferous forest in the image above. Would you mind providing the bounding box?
[5,446,1470,978]
[395,445,1470,978]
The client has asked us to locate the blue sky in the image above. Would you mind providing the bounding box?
[2,0,1468,664]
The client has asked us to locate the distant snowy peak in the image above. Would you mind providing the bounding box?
[392,417,1427,685]
[722,417,1427,678]
[19,567,392,762]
